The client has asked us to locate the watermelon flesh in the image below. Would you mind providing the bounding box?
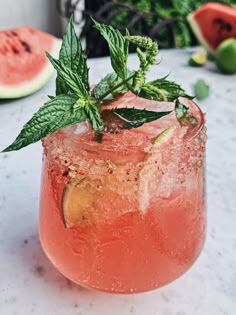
[188,3,236,53]
[0,27,61,99]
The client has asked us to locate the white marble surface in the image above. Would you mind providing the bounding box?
[0,49,236,315]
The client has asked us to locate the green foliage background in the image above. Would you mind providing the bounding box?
[111,0,236,48]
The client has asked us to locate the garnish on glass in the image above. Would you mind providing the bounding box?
[2,17,196,152]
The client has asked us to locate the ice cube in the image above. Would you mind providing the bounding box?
[73,121,90,135]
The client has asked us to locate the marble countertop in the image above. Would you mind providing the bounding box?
[0,49,236,315]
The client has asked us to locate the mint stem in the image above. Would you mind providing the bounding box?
[96,73,136,101]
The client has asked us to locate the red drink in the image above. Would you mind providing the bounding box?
[39,93,206,293]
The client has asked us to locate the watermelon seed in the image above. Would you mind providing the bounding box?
[225,23,232,32]
[21,41,31,53]
[213,18,233,34]
[11,31,18,36]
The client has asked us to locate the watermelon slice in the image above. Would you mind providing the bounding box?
[0,26,61,99]
[188,3,236,53]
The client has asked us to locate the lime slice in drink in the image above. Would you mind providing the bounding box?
[154,126,176,146]
[62,176,137,227]
[62,178,95,227]
[138,126,176,213]
[215,38,236,74]
[188,49,207,67]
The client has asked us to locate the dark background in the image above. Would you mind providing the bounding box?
[57,0,236,57]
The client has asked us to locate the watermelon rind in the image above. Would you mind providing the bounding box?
[0,39,61,99]
[187,13,214,53]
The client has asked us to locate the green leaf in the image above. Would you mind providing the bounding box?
[92,70,135,102]
[94,130,104,143]
[92,72,121,100]
[2,95,87,152]
[46,53,88,99]
[84,103,103,131]
[194,79,210,101]
[175,98,189,120]
[92,19,129,80]
[56,16,89,95]
[139,77,190,101]
[175,98,197,126]
[106,107,172,128]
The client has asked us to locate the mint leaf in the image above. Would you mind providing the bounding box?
[194,79,210,100]
[92,70,135,102]
[84,103,103,131]
[93,19,129,80]
[175,99,197,126]
[56,16,89,95]
[94,130,104,143]
[46,53,88,99]
[92,72,124,101]
[2,95,88,152]
[175,98,189,119]
[105,107,172,129]
[139,77,189,101]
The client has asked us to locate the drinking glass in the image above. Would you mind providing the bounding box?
[39,93,206,293]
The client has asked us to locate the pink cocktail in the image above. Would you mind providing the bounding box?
[39,93,206,293]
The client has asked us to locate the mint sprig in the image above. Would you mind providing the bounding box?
[2,17,194,152]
